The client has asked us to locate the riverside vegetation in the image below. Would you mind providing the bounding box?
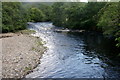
[2,2,120,55]
[1,1,120,78]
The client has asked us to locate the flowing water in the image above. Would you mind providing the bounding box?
[26,22,120,78]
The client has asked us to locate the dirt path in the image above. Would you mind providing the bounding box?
[1,31,46,78]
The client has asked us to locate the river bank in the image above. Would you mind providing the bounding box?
[1,30,46,78]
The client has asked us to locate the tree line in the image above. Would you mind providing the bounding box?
[2,2,52,33]
[51,2,120,47]
[2,2,120,47]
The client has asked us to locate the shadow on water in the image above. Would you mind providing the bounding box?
[67,31,120,77]
[68,32,120,63]
[26,22,120,78]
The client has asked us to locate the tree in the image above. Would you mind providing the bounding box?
[2,2,27,33]
[28,7,45,22]
[97,2,120,48]
[97,3,120,37]
[36,4,52,21]
[51,2,66,27]
[51,2,105,30]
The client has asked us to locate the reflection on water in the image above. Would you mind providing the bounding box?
[26,22,120,78]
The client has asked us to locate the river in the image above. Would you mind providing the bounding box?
[26,22,120,78]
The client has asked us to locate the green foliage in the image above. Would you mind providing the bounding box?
[82,2,106,30]
[51,2,67,27]
[51,2,120,47]
[2,2,27,33]
[65,3,86,29]
[97,3,120,36]
[2,2,120,48]
[51,2,106,30]
[116,37,120,47]
[97,2,120,47]
[2,2,51,32]
[28,7,45,22]
[22,3,52,22]
[36,4,52,21]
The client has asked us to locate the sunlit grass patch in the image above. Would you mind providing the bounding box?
[17,29,36,35]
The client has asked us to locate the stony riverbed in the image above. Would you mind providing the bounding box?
[2,30,46,78]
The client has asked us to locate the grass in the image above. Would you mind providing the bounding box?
[31,47,36,51]
[36,40,43,46]
[31,46,43,53]
[24,66,32,73]
[16,29,36,34]
[31,38,47,54]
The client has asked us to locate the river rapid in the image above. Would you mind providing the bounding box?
[26,22,120,78]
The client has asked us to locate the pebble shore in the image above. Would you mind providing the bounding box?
[1,31,46,78]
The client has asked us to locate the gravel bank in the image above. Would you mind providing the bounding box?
[2,32,46,78]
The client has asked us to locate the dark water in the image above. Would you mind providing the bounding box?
[26,22,120,78]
